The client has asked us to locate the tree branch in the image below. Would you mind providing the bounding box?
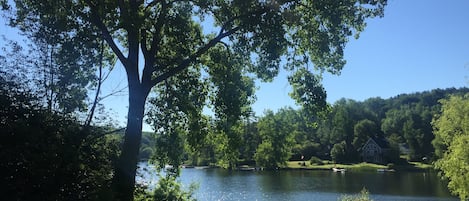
[86,127,126,142]
[85,39,105,127]
[100,86,128,101]
[145,0,162,10]
[151,26,241,86]
[84,0,128,67]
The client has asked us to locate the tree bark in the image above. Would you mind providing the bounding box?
[112,83,147,201]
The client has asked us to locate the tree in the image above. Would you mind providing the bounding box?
[352,119,378,150]
[255,109,295,169]
[3,0,387,199]
[432,95,469,200]
[331,141,347,163]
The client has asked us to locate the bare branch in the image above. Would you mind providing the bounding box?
[85,39,105,127]
[100,86,128,101]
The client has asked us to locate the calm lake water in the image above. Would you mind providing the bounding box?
[137,162,457,201]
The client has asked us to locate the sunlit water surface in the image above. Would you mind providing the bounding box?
[137,162,457,201]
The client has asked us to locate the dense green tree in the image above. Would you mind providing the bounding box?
[352,119,378,150]
[382,105,435,160]
[239,116,260,164]
[362,97,388,124]
[381,108,406,138]
[331,141,347,163]
[433,94,469,200]
[3,0,387,199]
[292,141,321,161]
[255,109,296,169]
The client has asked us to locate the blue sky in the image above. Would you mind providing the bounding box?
[1,0,469,131]
[255,0,469,115]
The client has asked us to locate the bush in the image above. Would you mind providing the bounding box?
[387,163,395,169]
[196,157,211,166]
[0,77,121,200]
[331,141,347,163]
[152,176,197,201]
[309,156,324,165]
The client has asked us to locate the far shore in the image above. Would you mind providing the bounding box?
[283,161,433,172]
[173,161,434,172]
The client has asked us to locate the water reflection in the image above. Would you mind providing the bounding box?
[138,163,457,201]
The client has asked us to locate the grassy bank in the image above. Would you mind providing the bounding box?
[285,161,433,172]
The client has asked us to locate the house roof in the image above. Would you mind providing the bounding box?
[370,136,390,149]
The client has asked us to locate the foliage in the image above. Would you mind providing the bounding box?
[255,108,296,169]
[134,176,197,201]
[309,156,324,165]
[145,67,209,175]
[288,68,327,116]
[353,119,378,150]
[331,141,347,163]
[2,0,388,198]
[433,94,469,200]
[0,75,120,200]
[292,141,321,161]
[152,176,197,201]
[339,188,373,201]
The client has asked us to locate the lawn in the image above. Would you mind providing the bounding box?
[286,161,387,171]
[285,161,432,172]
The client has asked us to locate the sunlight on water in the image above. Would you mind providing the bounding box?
[137,162,457,201]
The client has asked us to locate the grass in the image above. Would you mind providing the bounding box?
[286,161,387,171]
[285,160,433,172]
[392,161,433,171]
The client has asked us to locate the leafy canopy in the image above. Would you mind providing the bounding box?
[4,0,386,113]
[433,94,469,200]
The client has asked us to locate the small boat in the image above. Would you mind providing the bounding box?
[377,168,395,172]
[332,167,346,173]
[194,166,210,170]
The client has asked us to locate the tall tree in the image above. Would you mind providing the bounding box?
[352,119,378,150]
[255,108,296,169]
[3,0,387,199]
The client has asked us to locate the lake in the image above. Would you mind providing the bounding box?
[137,163,457,201]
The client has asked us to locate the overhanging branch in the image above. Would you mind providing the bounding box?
[84,0,128,67]
[151,26,241,86]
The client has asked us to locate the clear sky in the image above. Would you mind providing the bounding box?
[254,0,469,116]
[1,0,469,131]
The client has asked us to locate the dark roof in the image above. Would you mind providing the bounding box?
[371,136,390,149]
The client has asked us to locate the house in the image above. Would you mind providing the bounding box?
[361,137,391,164]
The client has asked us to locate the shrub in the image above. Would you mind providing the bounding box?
[0,77,121,200]
[309,156,324,165]
[387,163,395,169]
[331,141,347,163]
[152,176,197,201]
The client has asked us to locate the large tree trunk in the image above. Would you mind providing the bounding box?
[112,83,147,201]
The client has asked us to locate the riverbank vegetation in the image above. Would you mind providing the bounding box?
[285,161,432,172]
[143,87,469,170]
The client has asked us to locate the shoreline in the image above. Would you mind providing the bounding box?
[284,161,434,172]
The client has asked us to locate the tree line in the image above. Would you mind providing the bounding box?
[139,87,469,169]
